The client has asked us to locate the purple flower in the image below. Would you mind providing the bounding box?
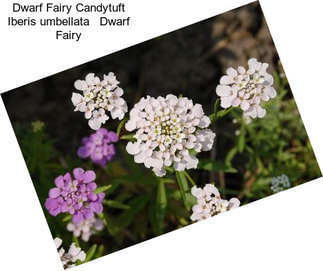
[77,128,118,167]
[45,168,105,224]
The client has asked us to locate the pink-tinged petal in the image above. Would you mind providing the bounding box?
[83,208,95,219]
[77,146,89,159]
[54,176,64,188]
[260,93,270,101]
[108,131,118,142]
[240,100,250,111]
[73,168,85,180]
[64,172,72,182]
[83,170,96,183]
[216,85,231,97]
[85,73,95,84]
[259,63,269,75]
[264,86,277,98]
[73,212,84,224]
[231,98,241,107]
[87,192,97,201]
[114,87,124,96]
[237,66,246,74]
[257,106,266,118]
[226,67,237,77]
[49,188,61,198]
[71,93,84,106]
[97,192,105,202]
[220,75,234,85]
[90,202,103,213]
[74,80,87,91]
[87,182,97,192]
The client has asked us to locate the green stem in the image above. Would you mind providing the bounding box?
[184,171,196,186]
[120,134,135,141]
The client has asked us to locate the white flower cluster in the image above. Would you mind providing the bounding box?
[216,58,276,118]
[190,184,240,222]
[271,174,290,193]
[71,72,128,130]
[54,237,86,269]
[67,217,104,242]
[125,95,216,177]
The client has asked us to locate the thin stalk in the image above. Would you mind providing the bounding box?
[184,171,196,186]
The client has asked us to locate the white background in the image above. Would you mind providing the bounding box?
[0,0,323,270]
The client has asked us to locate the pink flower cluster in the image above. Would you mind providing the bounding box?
[45,168,104,224]
[77,128,118,167]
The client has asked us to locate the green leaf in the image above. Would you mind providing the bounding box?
[154,179,167,235]
[216,107,234,119]
[62,215,72,222]
[95,185,112,194]
[237,130,246,153]
[208,113,216,122]
[103,200,130,210]
[116,117,127,136]
[111,195,150,234]
[198,159,237,173]
[120,134,135,141]
[225,147,237,166]
[72,235,79,247]
[84,244,97,263]
[214,98,220,115]
[175,171,189,208]
[94,245,105,259]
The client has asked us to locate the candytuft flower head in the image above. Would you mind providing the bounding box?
[71,72,128,130]
[77,128,118,167]
[45,168,105,224]
[216,58,276,118]
[190,183,240,222]
[67,217,104,242]
[271,174,290,193]
[125,94,216,177]
[54,237,86,269]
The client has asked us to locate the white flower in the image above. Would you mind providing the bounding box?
[271,174,290,193]
[71,72,128,130]
[215,58,276,119]
[125,95,216,177]
[190,183,240,222]
[54,237,86,269]
[67,217,104,242]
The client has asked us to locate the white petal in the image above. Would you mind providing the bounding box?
[71,93,84,106]
[88,118,101,130]
[226,67,238,77]
[191,104,204,118]
[231,98,241,107]
[240,100,250,111]
[220,96,234,108]
[74,80,87,91]
[126,142,141,155]
[220,75,234,85]
[216,85,231,97]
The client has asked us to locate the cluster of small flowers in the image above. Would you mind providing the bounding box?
[77,128,118,167]
[271,174,290,193]
[67,217,104,241]
[54,237,86,269]
[216,58,276,118]
[71,72,128,130]
[125,94,216,177]
[190,183,240,222]
[45,168,105,224]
